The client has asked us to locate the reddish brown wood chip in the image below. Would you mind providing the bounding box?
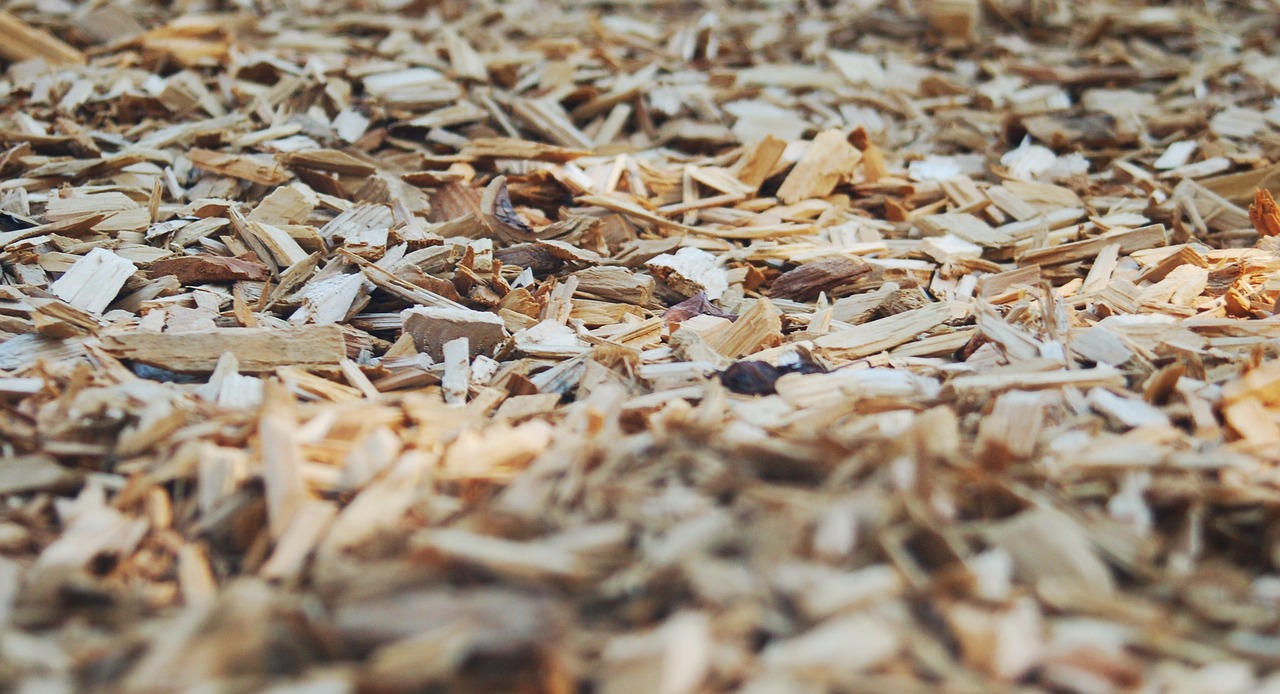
[662,292,738,327]
[149,255,271,283]
[1249,188,1280,237]
[770,257,872,301]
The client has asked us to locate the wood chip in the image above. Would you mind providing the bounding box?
[149,255,270,284]
[771,256,873,301]
[101,325,350,372]
[49,248,136,314]
[776,129,862,204]
[0,10,84,65]
[401,306,508,361]
[1250,188,1280,237]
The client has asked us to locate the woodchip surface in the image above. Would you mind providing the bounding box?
[4,0,1280,692]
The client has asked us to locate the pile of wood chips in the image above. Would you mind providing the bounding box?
[8,0,1280,691]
